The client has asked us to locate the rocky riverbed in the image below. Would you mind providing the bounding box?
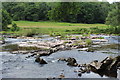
[0,34,120,78]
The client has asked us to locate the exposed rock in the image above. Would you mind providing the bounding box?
[35,56,47,64]
[78,73,82,77]
[76,45,85,48]
[0,40,5,44]
[78,48,89,51]
[26,54,36,58]
[91,36,100,39]
[78,48,94,52]
[36,51,50,56]
[58,58,67,62]
[92,39,108,43]
[12,51,29,54]
[88,56,120,78]
[100,57,114,70]
[117,62,120,67]
[90,60,101,70]
[58,57,78,66]
[67,57,78,66]
[76,56,120,78]
[59,73,65,78]
[87,48,94,52]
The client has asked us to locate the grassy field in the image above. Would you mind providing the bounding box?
[13,21,108,28]
[4,21,112,36]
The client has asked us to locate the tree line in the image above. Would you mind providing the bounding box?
[2,2,111,23]
[1,2,120,33]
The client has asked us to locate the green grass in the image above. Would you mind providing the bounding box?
[13,21,108,28]
[2,20,112,36]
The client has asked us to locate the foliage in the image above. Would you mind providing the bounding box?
[85,39,92,45]
[3,2,50,22]
[48,2,79,23]
[3,2,110,24]
[106,2,120,34]
[24,29,38,37]
[2,9,12,31]
[48,2,110,23]
[3,44,19,51]
[11,23,20,31]
[76,2,110,23]
[0,37,4,41]
[106,2,120,26]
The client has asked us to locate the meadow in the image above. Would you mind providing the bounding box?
[2,21,116,37]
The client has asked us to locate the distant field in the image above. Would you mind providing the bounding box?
[13,21,108,29]
[5,21,111,36]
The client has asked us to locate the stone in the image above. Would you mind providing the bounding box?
[35,56,47,64]
[67,57,78,66]
[86,48,94,52]
[100,57,113,70]
[90,60,101,69]
[58,58,67,62]
[59,73,65,78]
[78,73,82,77]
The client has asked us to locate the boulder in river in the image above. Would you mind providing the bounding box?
[35,56,47,64]
[0,40,5,44]
[88,56,120,78]
[58,57,78,66]
[77,56,120,78]
[58,58,67,62]
[67,57,78,66]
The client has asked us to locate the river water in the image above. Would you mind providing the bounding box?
[0,35,120,78]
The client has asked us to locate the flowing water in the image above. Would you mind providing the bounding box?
[0,35,120,78]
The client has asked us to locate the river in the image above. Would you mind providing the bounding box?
[0,35,120,78]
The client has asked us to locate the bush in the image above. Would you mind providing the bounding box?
[11,23,20,32]
[85,39,92,45]
[0,37,4,41]
[49,32,62,37]
[25,29,38,37]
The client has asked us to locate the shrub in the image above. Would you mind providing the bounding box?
[11,23,20,32]
[25,29,38,37]
[75,36,79,39]
[50,32,62,37]
[0,37,4,41]
[85,39,92,45]
[97,37,104,39]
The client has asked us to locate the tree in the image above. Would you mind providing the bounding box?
[48,2,80,23]
[106,3,120,26]
[2,9,12,31]
[106,2,120,33]
[2,2,110,24]
[48,2,109,23]
[3,2,50,22]
[76,2,110,24]
[11,23,19,32]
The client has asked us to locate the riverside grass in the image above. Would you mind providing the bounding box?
[2,21,114,36]
[13,21,108,28]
